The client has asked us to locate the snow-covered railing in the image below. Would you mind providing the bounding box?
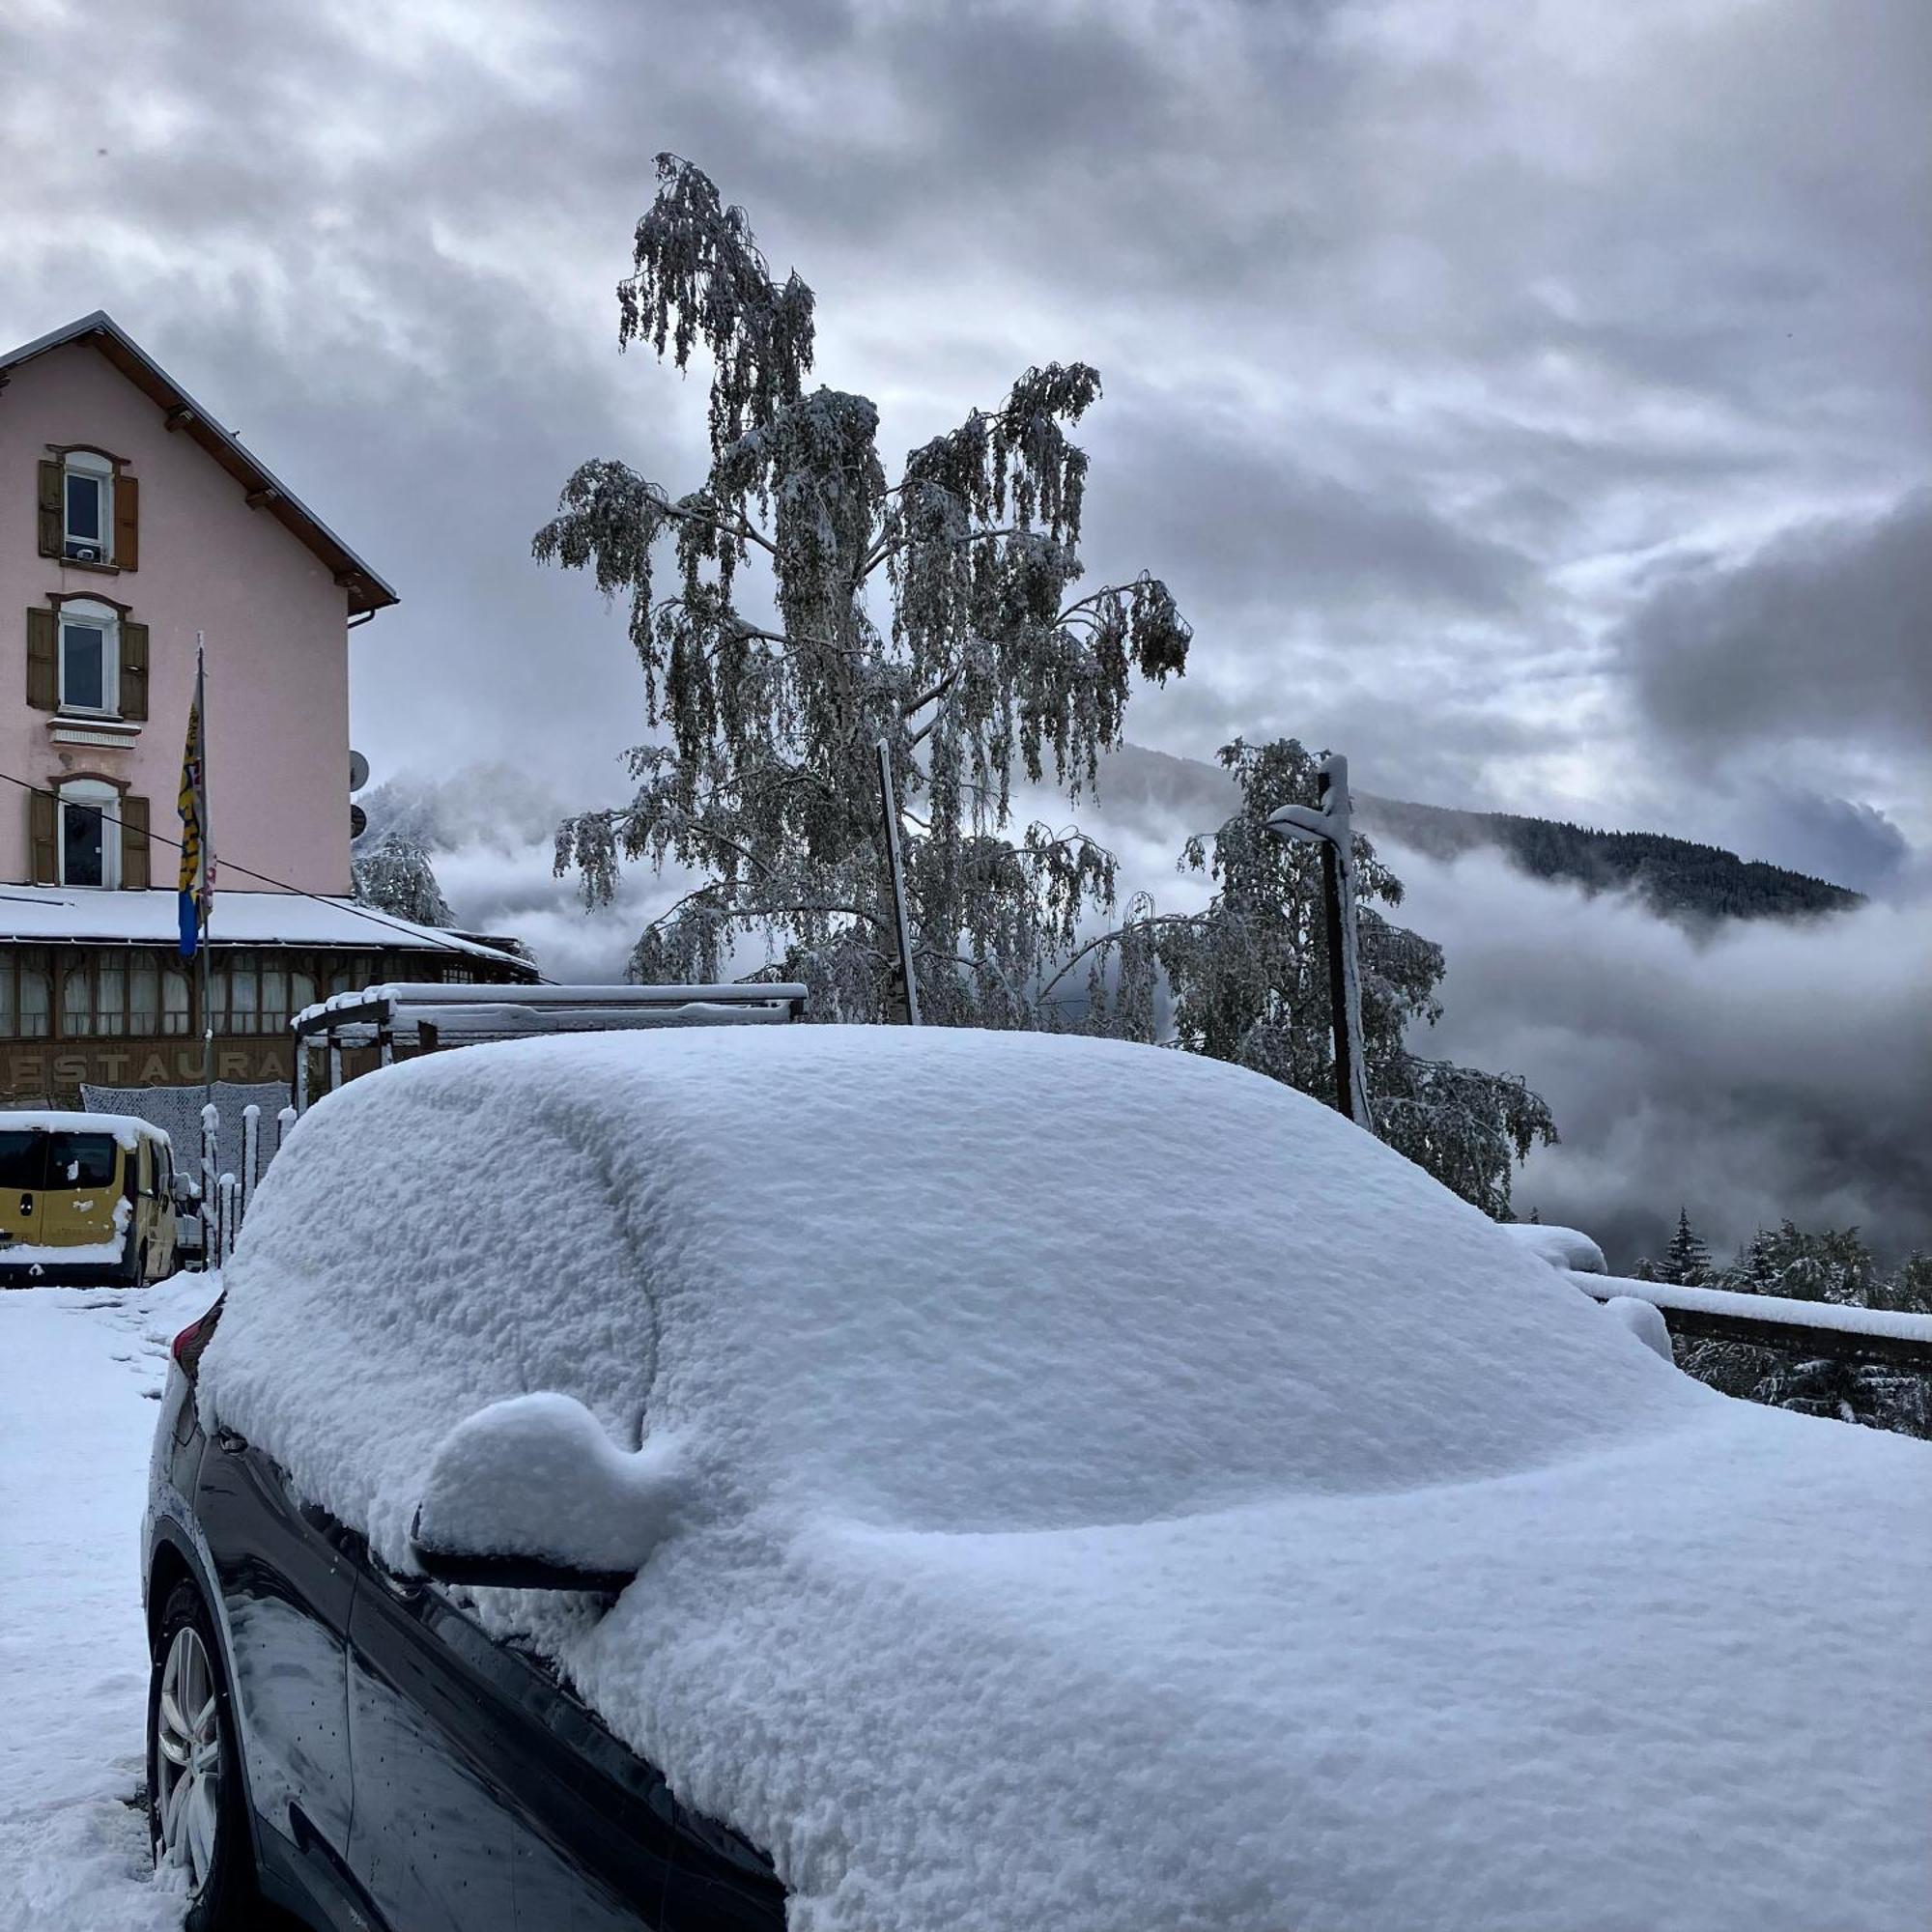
[290,981,810,1113]
[1567,1270,1932,1372]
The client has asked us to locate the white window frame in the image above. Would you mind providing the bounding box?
[62,448,115,563]
[57,778,122,891]
[56,597,120,718]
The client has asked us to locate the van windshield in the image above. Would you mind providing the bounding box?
[47,1133,117,1188]
[0,1132,43,1190]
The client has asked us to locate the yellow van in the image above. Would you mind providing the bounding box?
[0,1113,181,1286]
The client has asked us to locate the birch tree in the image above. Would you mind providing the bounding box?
[536,156,1189,1020]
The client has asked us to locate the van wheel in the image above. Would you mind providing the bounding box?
[149,1581,256,1928]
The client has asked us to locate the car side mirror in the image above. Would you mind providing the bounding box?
[408,1392,689,1594]
[172,1177,202,1212]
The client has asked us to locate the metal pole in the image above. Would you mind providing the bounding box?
[874,739,922,1026]
[1318,758,1373,1131]
[195,638,214,1116]
[241,1103,260,1226]
[199,1101,218,1267]
[1264,753,1373,1132]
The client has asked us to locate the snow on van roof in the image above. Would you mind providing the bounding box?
[201,1028,1932,1932]
[0,1110,165,1149]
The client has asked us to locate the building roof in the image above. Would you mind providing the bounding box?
[0,886,531,972]
[0,311,398,617]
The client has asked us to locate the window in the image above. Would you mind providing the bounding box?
[57,598,119,716]
[62,449,113,563]
[0,952,55,1039]
[46,1132,116,1188]
[0,1133,42,1190]
[15,959,51,1038]
[58,778,120,889]
[31,948,188,1039]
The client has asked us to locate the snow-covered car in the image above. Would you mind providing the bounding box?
[144,1028,1932,1932]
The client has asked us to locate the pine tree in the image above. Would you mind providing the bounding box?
[1659,1208,1712,1285]
[352,834,454,928]
[1676,1221,1930,1438]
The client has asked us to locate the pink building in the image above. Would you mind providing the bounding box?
[1,313,528,1105]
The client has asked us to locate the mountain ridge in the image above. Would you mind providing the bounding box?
[1094,744,1861,923]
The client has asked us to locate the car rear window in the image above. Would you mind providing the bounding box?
[0,1132,43,1190]
[47,1133,117,1188]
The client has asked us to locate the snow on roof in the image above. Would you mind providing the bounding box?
[0,310,397,615]
[0,886,528,970]
[201,1028,1932,1932]
[0,1109,165,1149]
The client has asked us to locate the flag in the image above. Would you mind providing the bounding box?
[177,689,209,958]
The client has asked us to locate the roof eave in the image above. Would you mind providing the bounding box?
[0,311,399,618]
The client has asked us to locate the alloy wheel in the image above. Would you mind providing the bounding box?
[153,1622,222,1893]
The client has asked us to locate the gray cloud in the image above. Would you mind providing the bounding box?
[3,0,1925,838]
[1380,847,1932,1269]
[1622,489,1932,757]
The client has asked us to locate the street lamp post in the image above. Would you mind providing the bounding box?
[1264,753,1374,1132]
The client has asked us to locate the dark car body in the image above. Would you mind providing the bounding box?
[144,1303,786,1931]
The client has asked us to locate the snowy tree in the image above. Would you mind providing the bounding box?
[352,833,454,928]
[1658,1208,1713,1286]
[534,163,1549,1214]
[1075,739,1557,1216]
[536,156,1189,1020]
[1676,1223,1932,1438]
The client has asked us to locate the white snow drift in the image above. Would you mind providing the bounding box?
[200,1028,1932,1932]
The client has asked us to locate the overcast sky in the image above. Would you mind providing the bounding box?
[4,0,1926,881]
[6,0,1928,1259]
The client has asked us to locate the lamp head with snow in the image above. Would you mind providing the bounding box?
[1264,803,1335,846]
[408,1392,691,1595]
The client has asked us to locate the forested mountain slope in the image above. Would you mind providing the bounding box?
[1090,746,1861,923]
[1356,795,1861,921]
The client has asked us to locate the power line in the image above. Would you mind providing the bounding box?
[0,768,552,981]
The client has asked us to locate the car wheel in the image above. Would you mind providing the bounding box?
[149,1580,254,1928]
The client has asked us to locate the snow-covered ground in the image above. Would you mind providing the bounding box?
[1,1272,215,1932]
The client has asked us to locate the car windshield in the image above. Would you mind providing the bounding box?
[0,1131,43,1190]
[46,1133,117,1188]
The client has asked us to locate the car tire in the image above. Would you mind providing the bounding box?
[148,1580,255,1929]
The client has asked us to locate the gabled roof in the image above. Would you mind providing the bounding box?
[0,310,398,616]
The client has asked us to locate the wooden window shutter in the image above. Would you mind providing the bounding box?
[26,607,58,710]
[120,619,150,720]
[37,460,61,556]
[113,472,140,570]
[29,788,57,884]
[121,794,152,890]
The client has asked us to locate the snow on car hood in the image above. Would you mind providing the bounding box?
[202,1028,1932,1932]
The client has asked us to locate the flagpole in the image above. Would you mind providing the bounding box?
[196,636,213,1114]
